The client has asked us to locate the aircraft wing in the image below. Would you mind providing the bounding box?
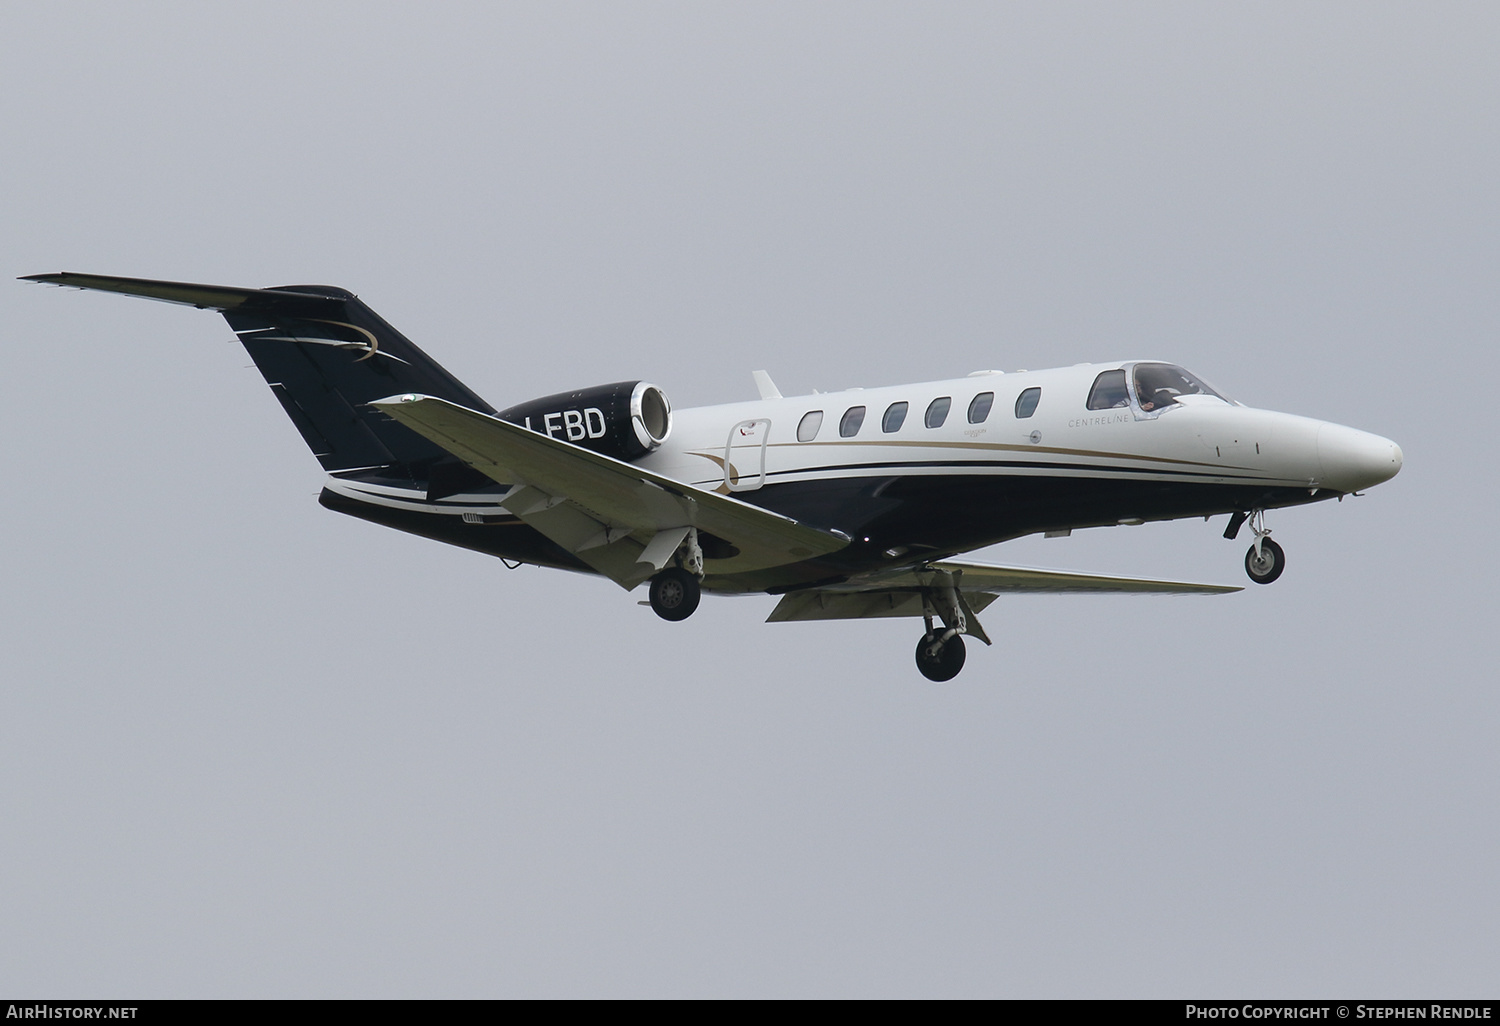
[371,393,850,588]
[767,559,1240,623]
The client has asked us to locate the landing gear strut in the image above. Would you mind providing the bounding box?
[1240,509,1286,585]
[909,569,990,681]
[649,567,701,621]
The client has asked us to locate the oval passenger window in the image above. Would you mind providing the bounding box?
[882,402,908,433]
[967,392,994,424]
[1015,387,1041,418]
[839,406,866,438]
[797,410,824,442]
[925,397,952,429]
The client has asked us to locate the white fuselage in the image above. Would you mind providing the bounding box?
[320,358,1400,593]
[641,362,1401,502]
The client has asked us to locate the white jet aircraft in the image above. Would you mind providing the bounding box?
[24,272,1402,680]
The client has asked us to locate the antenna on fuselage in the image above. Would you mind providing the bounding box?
[752,370,782,400]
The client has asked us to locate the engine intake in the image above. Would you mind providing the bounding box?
[498,380,671,462]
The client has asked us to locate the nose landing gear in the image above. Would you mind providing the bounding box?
[1230,509,1286,585]
[1245,536,1286,584]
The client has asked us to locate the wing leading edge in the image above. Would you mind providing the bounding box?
[370,393,850,588]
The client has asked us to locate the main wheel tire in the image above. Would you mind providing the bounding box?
[1245,537,1286,585]
[915,631,966,682]
[649,567,701,621]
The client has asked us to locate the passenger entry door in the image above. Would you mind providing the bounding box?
[725,419,770,492]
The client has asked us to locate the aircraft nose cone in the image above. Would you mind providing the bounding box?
[1318,423,1403,492]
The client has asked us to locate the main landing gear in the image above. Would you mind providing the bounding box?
[911,568,991,682]
[915,628,966,682]
[648,567,701,621]
[647,528,705,621]
[1226,509,1286,585]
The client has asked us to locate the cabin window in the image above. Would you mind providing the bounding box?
[882,402,908,433]
[925,396,952,428]
[796,410,824,442]
[839,406,866,438]
[967,392,994,424]
[1086,370,1130,411]
[1015,387,1041,418]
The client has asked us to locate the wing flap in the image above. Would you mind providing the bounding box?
[923,560,1243,595]
[768,559,1238,623]
[767,589,1003,622]
[371,394,849,587]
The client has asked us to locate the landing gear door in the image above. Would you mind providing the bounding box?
[725,419,770,492]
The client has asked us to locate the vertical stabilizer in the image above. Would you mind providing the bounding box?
[23,272,496,473]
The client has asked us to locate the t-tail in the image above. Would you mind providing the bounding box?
[21,272,494,477]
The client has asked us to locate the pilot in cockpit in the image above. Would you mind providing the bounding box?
[1132,363,1228,412]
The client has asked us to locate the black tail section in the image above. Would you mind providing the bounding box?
[222,285,498,471]
[22,272,496,473]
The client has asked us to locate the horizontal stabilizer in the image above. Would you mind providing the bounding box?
[23,271,498,473]
[20,272,345,312]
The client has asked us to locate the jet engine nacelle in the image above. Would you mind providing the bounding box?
[498,380,672,461]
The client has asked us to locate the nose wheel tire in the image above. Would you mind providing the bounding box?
[1245,538,1286,585]
[915,631,966,682]
[649,567,702,621]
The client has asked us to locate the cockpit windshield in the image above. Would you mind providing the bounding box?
[1132,363,1230,411]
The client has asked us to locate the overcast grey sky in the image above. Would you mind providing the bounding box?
[2,2,1496,998]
